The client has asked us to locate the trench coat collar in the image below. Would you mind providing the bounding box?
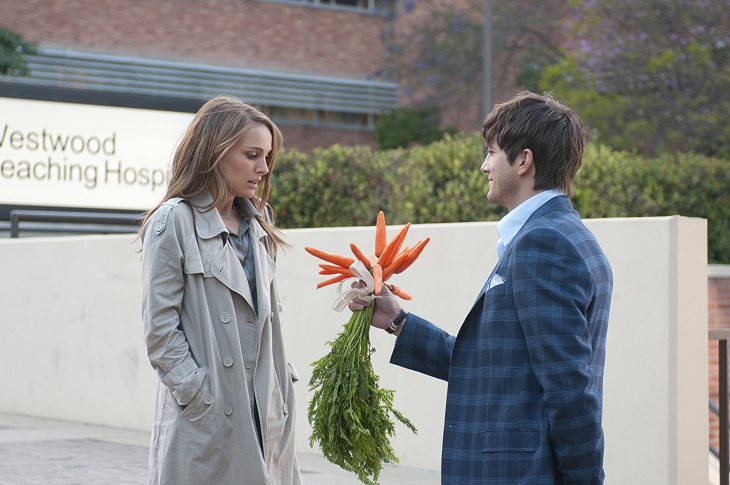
[188,191,275,316]
[188,191,264,241]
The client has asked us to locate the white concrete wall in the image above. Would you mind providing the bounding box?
[0,216,708,483]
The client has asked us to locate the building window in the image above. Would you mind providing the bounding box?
[258,0,393,15]
[2,48,398,133]
[264,106,372,130]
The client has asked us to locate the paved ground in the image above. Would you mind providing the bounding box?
[0,413,439,485]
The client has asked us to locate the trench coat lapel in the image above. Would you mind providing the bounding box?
[250,217,275,323]
[188,192,256,311]
[211,244,256,311]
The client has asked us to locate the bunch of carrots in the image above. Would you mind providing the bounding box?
[305,211,430,299]
[304,211,430,485]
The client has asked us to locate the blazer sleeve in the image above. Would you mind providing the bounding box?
[390,313,455,381]
[511,229,603,483]
[141,206,204,407]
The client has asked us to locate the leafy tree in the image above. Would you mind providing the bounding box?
[540,0,730,158]
[0,26,38,76]
[387,0,567,125]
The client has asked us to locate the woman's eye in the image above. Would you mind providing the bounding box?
[247,152,259,159]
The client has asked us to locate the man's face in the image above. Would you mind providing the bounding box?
[480,141,520,211]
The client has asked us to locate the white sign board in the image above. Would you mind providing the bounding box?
[0,97,194,211]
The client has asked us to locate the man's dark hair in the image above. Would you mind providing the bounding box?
[482,91,585,196]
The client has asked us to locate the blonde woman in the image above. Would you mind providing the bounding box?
[140,96,301,484]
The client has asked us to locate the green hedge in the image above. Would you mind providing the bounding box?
[573,144,730,264]
[271,134,730,263]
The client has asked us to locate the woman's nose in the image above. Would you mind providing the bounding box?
[257,158,269,174]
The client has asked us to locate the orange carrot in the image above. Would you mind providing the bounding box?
[395,237,430,274]
[375,211,386,257]
[350,243,372,269]
[372,263,383,295]
[390,284,413,300]
[305,246,355,268]
[319,265,353,276]
[382,248,411,281]
[377,223,410,268]
[316,274,349,289]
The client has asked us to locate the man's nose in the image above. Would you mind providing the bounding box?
[480,156,490,174]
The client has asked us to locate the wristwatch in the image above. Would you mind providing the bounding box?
[386,309,408,334]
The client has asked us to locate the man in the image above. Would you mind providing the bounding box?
[352,91,613,484]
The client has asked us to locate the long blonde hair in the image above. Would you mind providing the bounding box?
[142,96,287,251]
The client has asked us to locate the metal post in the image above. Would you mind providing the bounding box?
[481,0,492,119]
[721,339,729,485]
[10,212,20,238]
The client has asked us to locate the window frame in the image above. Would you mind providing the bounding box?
[256,0,393,16]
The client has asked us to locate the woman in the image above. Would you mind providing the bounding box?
[140,96,301,485]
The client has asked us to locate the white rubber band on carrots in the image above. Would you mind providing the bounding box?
[332,260,378,312]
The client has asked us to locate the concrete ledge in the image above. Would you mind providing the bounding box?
[709,265,730,278]
[0,216,709,483]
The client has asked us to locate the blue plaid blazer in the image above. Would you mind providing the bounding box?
[391,196,613,484]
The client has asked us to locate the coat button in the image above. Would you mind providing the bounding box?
[282,403,288,415]
[224,403,233,416]
[223,356,234,367]
[220,312,232,323]
[203,393,214,405]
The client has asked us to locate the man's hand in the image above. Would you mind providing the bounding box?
[348,281,403,334]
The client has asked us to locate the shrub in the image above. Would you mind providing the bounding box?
[574,144,730,263]
[271,135,730,263]
[373,106,452,150]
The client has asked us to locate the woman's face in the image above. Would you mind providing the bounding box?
[218,122,272,199]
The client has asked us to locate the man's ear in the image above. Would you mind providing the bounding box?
[517,148,534,176]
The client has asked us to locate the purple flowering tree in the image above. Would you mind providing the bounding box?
[541,0,730,157]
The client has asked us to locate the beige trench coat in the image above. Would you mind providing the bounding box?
[141,192,302,485]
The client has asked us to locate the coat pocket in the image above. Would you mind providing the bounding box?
[287,361,300,383]
[481,430,539,453]
[178,371,213,422]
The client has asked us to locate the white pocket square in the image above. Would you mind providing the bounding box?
[487,274,505,290]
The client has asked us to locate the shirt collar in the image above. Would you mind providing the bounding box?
[496,189,563,255]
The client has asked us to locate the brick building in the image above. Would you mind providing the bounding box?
[1,0,520,150]
[708,266,730,456]
[0,0,408,151]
